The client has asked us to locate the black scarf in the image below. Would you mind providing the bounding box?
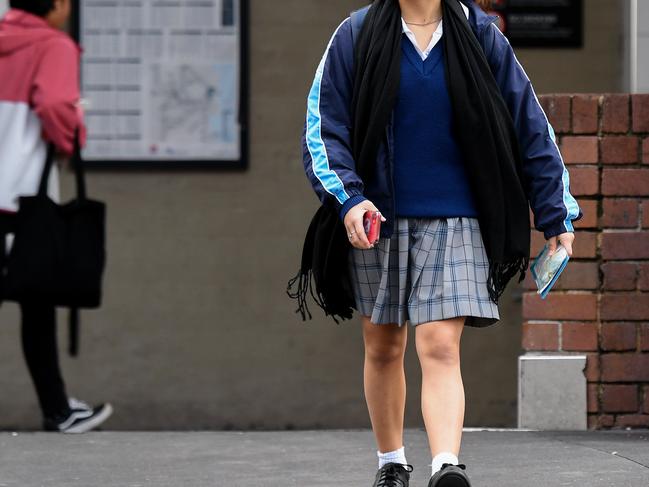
[288,0,530,321]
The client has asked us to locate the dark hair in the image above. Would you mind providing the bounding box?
[9,0,56,17]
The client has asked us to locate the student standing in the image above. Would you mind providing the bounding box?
[0,0,113,433]
[301,0,582,485]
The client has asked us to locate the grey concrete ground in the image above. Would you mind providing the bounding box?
[0,429,647,486]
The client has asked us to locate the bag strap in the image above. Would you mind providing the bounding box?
[68,127,85,357]
[68,308,80,357]
[37,144,56,197]
[71,127,87,201]
[38,128,87,201]
[350,5,370,48]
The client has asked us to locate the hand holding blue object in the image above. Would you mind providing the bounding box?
[530,243,570,299]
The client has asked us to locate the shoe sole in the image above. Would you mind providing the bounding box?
[63,404,114,434]
[435,474,471,487]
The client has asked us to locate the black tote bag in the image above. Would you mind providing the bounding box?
[1,137,106,354]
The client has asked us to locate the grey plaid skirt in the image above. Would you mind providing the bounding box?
[348,217,499,328]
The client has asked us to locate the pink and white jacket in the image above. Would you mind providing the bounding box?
[0,8,86,212]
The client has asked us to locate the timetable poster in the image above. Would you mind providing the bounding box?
[490,0,582,48]
[77,0,246,166]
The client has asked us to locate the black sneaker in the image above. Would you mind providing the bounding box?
[44,399,113,434]
[373,463,413,487]
[427,463,471,487]
[68,397,95,417]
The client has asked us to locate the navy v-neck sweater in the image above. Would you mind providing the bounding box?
[393,36,478,218]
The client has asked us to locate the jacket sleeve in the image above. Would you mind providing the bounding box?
[31,37,86,156]
[481,22,583,239]
[302,17,367,220]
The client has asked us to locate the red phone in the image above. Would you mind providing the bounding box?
[363,210,381,245]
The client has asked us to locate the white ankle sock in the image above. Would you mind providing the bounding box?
[378,446,407,468]
[431,452,459,475]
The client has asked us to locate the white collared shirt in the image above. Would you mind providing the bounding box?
[401,1,470,61]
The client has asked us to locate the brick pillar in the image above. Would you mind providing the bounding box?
[522,94,649,430]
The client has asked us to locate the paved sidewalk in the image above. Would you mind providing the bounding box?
[0,429,647,486]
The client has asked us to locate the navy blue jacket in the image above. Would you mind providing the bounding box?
[302,0,583,239]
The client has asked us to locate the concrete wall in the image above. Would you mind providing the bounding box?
[511,0,627,93]
[637,0,649,92]
[0,0,626,430]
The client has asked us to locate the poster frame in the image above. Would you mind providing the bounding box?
[71,0,249,170]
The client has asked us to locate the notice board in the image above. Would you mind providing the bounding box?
[74,0,248,168]
[490,0,583,48]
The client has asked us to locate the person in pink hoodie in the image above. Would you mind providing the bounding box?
[0,0,112,433]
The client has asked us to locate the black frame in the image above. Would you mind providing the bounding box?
[71,0,249,170]
[490,0,583,49]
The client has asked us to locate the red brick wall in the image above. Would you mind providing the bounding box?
[522,94,649,430]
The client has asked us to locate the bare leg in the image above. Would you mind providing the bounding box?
[362,316,408,453]
[415,317,466,457]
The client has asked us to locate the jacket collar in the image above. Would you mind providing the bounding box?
[460,0,500,32]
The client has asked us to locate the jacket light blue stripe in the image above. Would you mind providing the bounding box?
[548,124,580,232]
[493,25,580,233]
[305,19,350,206]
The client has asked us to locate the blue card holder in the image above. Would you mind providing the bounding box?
[530,243,570,299]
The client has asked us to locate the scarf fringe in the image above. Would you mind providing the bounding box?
[486,256,530,304]
[286,269,348,324]
[287,269,314,321]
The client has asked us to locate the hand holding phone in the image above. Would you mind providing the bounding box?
[344,201,384,249]
[363,210,381,245]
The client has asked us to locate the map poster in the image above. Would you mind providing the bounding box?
[489,0,583,48]
[74,0,247,168]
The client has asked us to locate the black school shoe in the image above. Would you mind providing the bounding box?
[427,463,472,487]
[373,463,413,487]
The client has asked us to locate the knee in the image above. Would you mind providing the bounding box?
[364,332,406,367]
[417,339,460,366]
